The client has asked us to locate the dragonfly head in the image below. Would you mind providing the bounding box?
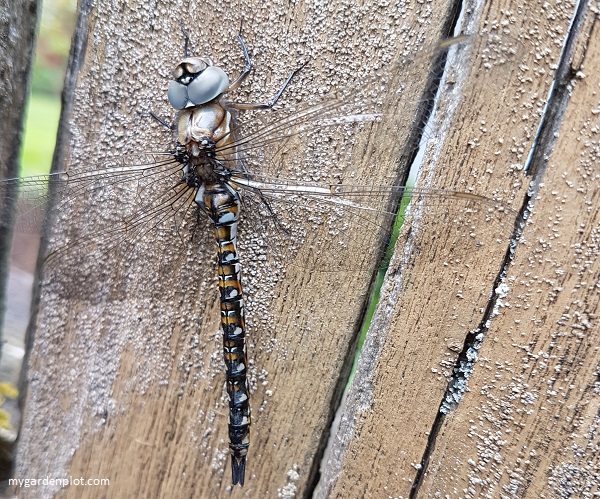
[168,57,229,110]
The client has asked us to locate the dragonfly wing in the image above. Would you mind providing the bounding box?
[1,154,199,300]
[232,174,520,276]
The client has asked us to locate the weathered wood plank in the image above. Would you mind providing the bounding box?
[13,1,488,498]
[416,6,600,497]
[317,1,587,498]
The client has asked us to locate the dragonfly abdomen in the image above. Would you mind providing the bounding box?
[200,182,250,486]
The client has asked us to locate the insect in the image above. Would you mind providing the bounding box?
[1,30,519,486]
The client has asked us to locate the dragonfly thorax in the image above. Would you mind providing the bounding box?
[188,136,216,158]
[182,158,228,189]
[176,102,234,162]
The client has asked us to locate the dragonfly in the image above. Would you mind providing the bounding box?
[1,30,520,486]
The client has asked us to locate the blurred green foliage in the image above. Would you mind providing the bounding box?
[20,0,75,176]
[20,94,62,177]
[31,0,76,97]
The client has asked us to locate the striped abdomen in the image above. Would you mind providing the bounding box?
[198,181,250,485]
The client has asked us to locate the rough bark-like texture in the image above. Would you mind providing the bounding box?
[14,0,596,498]
[319,1,598,498]
[415,8,600,497]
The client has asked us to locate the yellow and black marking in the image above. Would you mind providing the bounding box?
[201,181,250,486]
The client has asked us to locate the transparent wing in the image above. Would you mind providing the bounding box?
[219,32,521,179]
[1,155,200,300]
[0,34,521,299]
[0,154,180,232]
[1,158,518,286]
[231,173,519,277]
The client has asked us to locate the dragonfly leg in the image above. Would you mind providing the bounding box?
[137,110,173,131]
[178,21,192,58]
[227,60,307,111]
[227,32,253,93]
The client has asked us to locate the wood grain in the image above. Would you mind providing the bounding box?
[15,1,596,498]
[318,2,597,498]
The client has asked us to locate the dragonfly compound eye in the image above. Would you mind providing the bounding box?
[186,66,229,105]
[168,80,190,110]
[168,58,230,110]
